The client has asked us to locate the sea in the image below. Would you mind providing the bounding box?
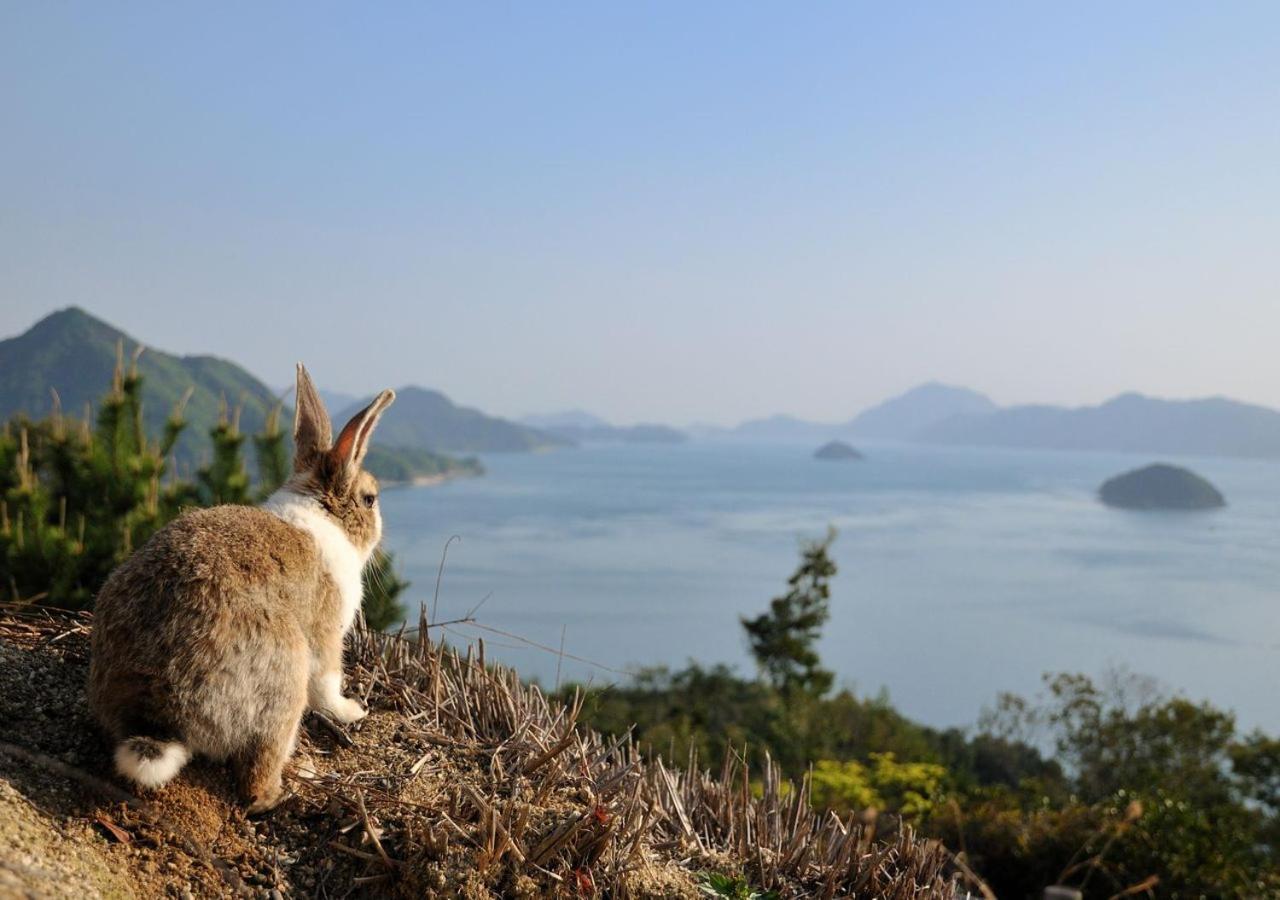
[380,440,1280,734]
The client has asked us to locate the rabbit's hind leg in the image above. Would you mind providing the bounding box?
[235,706,305,814]
[233,656,308,814]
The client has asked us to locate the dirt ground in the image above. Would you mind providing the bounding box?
[0,610,954,899]
[0,616,704,899]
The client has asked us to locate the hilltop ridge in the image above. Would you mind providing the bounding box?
[728,383,997,442]
[922,391,1280,458]
[847,382,997,440]
[724,382,1280,459]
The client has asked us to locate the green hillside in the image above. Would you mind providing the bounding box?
[338,386,568,454]
[0,307,279,467]
[363,444,483,484]
[0,308,484,484]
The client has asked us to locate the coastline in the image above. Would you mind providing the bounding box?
[381,467,481,489]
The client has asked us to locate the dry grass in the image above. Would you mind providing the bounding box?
[0,604,956,898]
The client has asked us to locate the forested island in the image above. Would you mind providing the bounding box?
[813,440,863,460]
[1099,463,1226,510]
[363,444,483,485]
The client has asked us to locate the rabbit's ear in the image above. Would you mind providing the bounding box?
[330,389,395,482]
[293,363,333,472]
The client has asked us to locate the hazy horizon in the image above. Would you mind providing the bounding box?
[4,4,1278,425]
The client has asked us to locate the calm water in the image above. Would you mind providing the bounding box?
[380,441,1280,733]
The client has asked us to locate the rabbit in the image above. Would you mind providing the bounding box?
[88,363,395,812]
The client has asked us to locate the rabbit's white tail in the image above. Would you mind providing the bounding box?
[115,737,191,788]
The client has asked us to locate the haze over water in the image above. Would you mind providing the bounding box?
[381,441,1280,734]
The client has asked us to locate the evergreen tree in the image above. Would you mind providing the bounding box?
[361,548,409,631]
[253,403,290,498]
[0,345,190,606]
[196,400,252,506]
[2,351,411,630]
[740,527,837,696]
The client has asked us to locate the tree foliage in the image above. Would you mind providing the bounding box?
[948,669,1280,897]
[566,535,1280,897]
[361,548,409,632]
[740,526,836,696]
[252,402,290,500]
[196,403,253,507]
[0,349,187,606]
[0,347,409,630]
[811,754,947,819]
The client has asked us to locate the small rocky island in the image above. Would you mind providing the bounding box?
[1098,463,1225,510]
[814,440,864,461]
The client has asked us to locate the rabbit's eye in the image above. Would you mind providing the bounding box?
[362,493,377,509]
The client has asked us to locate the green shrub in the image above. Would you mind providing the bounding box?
[566,543,1280,895]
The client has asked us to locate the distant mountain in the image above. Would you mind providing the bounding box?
[728,383,995,442]
[548,423,687,444]
[275,386,360,417]
[275,387,360,420]
[0,307,278,463]
[0,309,487,483]
[319,388,358,415]
[521,410,610,430]
[522,411,685,444]
[339,387,568,454]
[685,422,731,440]
[846,383,998,440]
[921,393,1280,459]
[725,382,1280,460]
[731,414,840,441]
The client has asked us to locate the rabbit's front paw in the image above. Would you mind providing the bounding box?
[310,672,367,723]
[328,695,367,724]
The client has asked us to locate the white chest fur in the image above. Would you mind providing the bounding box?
[263,489,367,634]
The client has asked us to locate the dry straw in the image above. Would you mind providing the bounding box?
[0,603,956,897]
[333,604,956,897]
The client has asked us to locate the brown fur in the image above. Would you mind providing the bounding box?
[285,467,383,554]
[88,364,395,812]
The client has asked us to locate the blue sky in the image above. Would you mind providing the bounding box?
[2,4,1277,424]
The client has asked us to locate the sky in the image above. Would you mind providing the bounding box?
[2,4,1278,426]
